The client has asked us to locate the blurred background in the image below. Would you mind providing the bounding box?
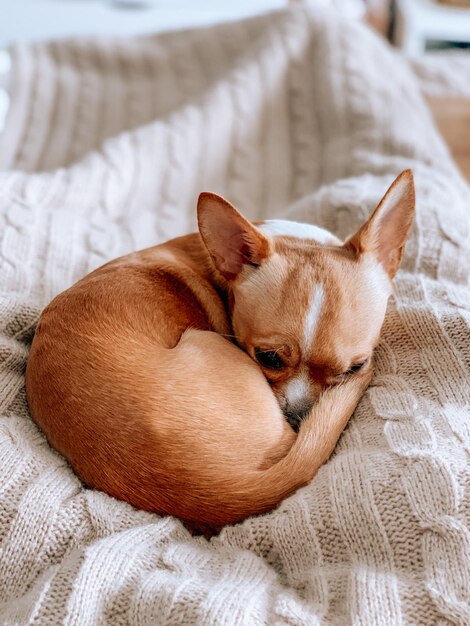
[0,0,469,178]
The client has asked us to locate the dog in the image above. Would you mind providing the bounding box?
[26,170,415,530]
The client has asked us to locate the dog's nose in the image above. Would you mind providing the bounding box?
[284,402,313,432]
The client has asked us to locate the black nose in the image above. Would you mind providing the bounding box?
[284,403,312,432]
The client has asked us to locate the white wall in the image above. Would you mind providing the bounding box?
[0,0,288,46]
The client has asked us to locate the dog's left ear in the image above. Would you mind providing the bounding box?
[197,192,271,281]
[345,170,415,278]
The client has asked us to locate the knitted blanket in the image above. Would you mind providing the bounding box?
[1,7,469,625]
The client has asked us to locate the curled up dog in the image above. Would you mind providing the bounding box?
[25,170,415,531]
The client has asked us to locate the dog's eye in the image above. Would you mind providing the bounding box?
[255,348,284,370]
[344,360,368,375]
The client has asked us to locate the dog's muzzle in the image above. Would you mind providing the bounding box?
[283,402,312,432]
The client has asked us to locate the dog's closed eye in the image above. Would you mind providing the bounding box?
[342,359,369,377]
[255,348,284,370]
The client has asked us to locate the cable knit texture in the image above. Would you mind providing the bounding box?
[0,8,469,625]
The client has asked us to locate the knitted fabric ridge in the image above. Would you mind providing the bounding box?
[0,7,469,625]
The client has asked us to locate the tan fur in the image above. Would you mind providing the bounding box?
[25,171,415,530]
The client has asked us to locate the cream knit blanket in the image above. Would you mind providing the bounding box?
[0,7,469,625]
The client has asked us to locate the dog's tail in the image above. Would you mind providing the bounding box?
[204,374,369,527]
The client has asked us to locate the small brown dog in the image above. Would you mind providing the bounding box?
[26,170,415,530]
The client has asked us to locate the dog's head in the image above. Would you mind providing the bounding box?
[198,170,415,428]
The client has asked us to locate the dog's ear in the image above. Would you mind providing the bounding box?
[197,193,271,281]
[345,170,415,278]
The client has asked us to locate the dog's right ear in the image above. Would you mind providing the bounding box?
[197,193,271,281]
[345,170,415,278]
